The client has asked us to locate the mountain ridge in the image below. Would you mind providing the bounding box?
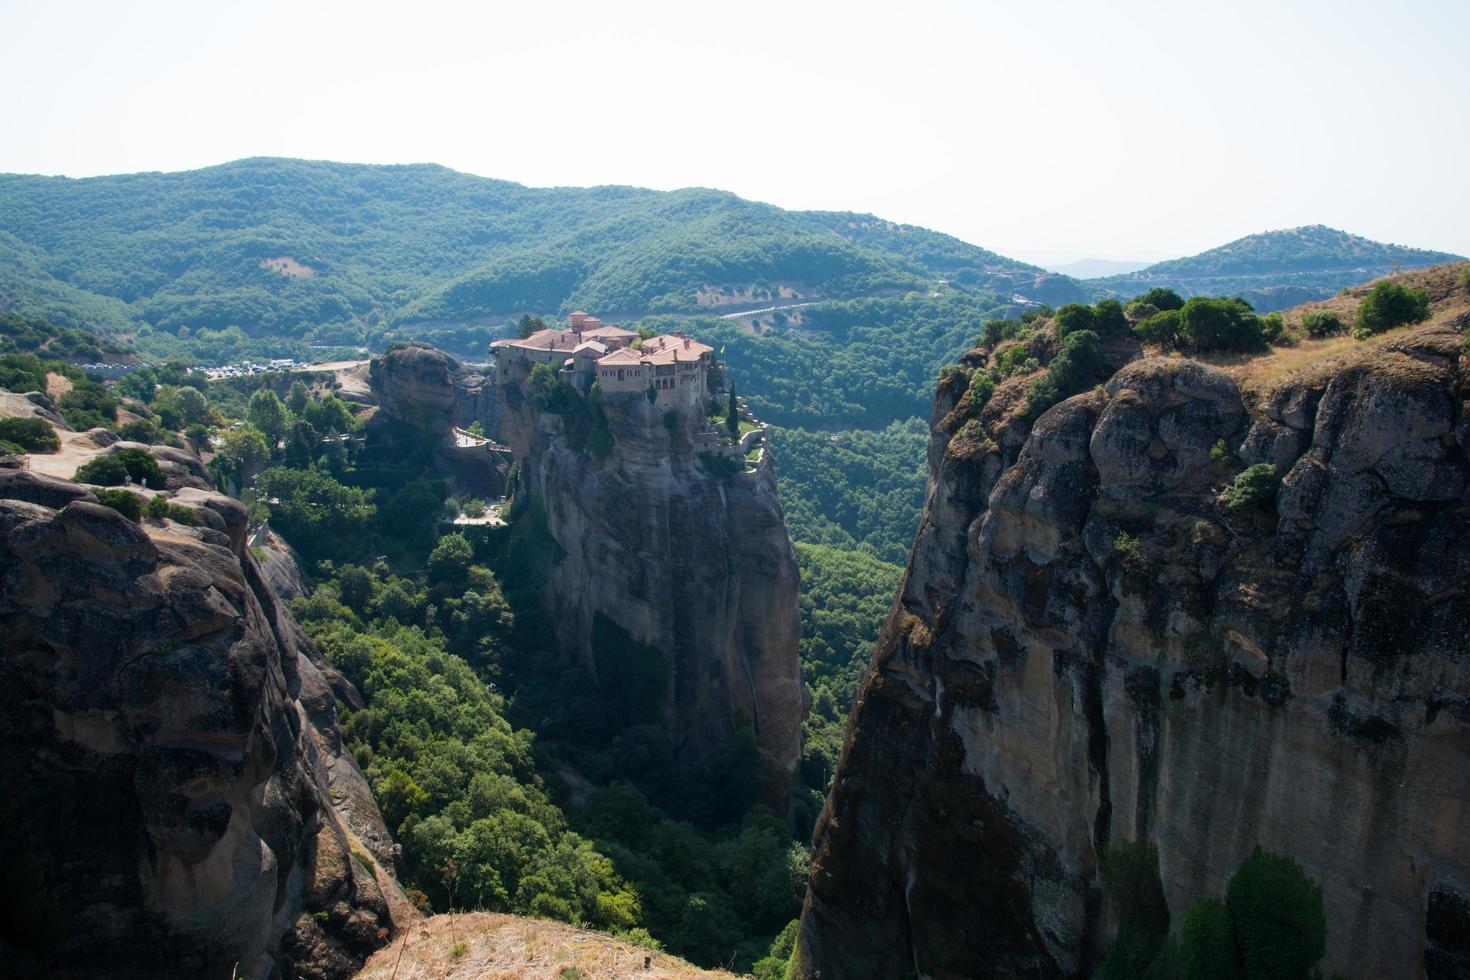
[0,157,1076,356]
[1087,223,1462,311]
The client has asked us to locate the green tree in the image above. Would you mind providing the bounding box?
[286,379,311,416]
[216,424,271,486]
[284,417,320,468]
[1054,303,1097,338]
[1135,287,1185,312]
[75,447,166,487]
[247,389,288,447]
[1353,280,1431,338]
[1178,297,1265,352]
[0,417,60,453]
[172,385,209,426]
[255,466,376,561]
[429,533,475,583]
[1135,309,1184,349]
[1180,897,1237,980]
[1301,310,1342,338]
[726,384,739,439]
[1224,846,1325,980]
[1093,299,1128,338]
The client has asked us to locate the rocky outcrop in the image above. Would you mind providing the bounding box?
[0,472,401,979]
[797,322,1470,978]
[368,341,498,435]
[498,378,804,806]
[366,342,505,497]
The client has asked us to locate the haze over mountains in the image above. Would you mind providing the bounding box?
[1088,224,1462,311]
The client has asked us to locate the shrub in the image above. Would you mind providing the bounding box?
[1178,297,1265,352]
[1124,300,1159,322]
[0,417,59,453]
[1353,280,1430,338]
[75,448,167,488]
[1135,287,1185,312]
[1218,464,1278,512]
[996,343,1033,377]
[1029,330,1106,415]
[981,318,1021,346]
[1261,313,1285,344]
[1224,846,1325,980]
[1054,303,1097,338]
[1099,840,1170,980]
[1113,531,1140,559]
[1180,897,1237,980]
[117,418,160,443]
[1093,299,1129,338]
[1299,310,1340,338]
[1459,266,1470,293]
[1134,310,1183,349]
[94,488,144,520]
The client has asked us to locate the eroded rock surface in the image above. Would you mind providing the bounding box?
[368,341,498,435]
[798,323,1470,979]
[0,472,401,979]
[498,380,804,806]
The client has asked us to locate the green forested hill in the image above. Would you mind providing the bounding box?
[0,157,1067,359]
[1087,224,1462,312]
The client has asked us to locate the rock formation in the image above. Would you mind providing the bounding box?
[497,372,804,805]
[368,341,498,435]
[366,342,505,497]
[0,471,401,979]
[797,321,1470,978]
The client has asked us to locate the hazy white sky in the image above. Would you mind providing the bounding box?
[2,0,1466,263]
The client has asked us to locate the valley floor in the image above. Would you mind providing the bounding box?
[357,912,736,980]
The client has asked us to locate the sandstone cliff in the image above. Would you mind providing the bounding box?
[497,377,804,804]
[0,471,402,979]
[797,318,1470,978]
[366,342,505,497]
[368,342,499,436]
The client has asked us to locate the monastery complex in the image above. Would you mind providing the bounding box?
[491,312,714,411]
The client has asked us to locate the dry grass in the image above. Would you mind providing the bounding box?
[1151,261,1470,402]
[355,912,737,980]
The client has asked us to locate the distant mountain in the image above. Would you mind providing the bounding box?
[1044,257,1152,279]
[1086,225,1463,312]
[0,158,1083,358]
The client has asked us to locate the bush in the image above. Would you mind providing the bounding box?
[1180,897,1237,980]
[981,318,1021,346]
[1134,309,1183,349]
[75,447,167,488]
[0,417,59,453]
[1054,303,1097,338]
[94,488,144,520]
[1261,313,1285,344]
[1300,310,1342,338]
[1353,280,1430,338]
[1134,287,1185,312]
[1178,297,1265,352]
[1218,464,1279,512]
[1029,330,1106,415]
[1093,299,1129,338]
[1224,846,1325,980]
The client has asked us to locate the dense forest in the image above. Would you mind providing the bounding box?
[0,158,1064,362]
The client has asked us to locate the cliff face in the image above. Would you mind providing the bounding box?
[798,322,1470,979]
[498,381,804,802]
[368,341,498,435]
[0,472,401,979]
[367,342,505,497]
